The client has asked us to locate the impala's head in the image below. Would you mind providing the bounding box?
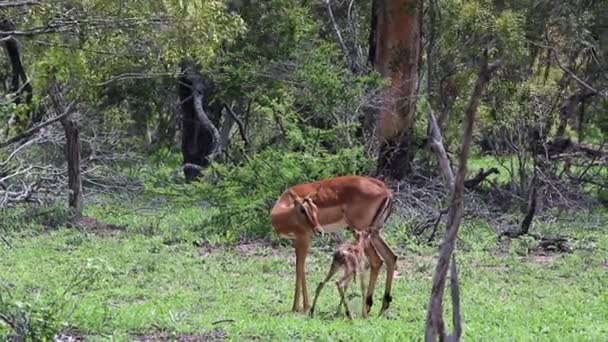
[288,189,324,235]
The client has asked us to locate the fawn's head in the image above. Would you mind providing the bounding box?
[352,229,374,249]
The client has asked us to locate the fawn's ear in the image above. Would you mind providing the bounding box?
[287,189,301,203]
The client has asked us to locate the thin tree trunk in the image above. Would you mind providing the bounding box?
[61,118,83,215]
[556,88,595,138]
[425,53,502,341]
[0,19,32,106]
[48,80,82,214]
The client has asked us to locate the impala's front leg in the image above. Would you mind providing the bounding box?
[293,236,311,313]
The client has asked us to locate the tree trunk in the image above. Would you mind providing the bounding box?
[0,19,32,107]
[179,58,221,182]
[61,118,83,215]
[370,0,422,180]
[556,88,595,138]
[425,53,502,341]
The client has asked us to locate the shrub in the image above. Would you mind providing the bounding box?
[196,147,373,241]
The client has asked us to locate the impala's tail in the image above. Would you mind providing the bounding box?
[370,194,393,228]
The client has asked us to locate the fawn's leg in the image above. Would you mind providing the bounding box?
[336,272,355,319]
[310,260,340,317]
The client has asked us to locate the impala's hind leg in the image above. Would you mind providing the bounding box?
[364,243,383,315]
[370,233,397,316]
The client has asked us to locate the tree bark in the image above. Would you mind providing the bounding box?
[425,53,501,341]
[0,19,32,106]
[61,117,83,215]
[179,58,221,182]
[48,81,82,214]
[371,0,422,180]
[555,88,596,138]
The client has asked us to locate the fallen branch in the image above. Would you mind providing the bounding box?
[0,1,39,7]
[500,180,537,238]
[464,167,499,189]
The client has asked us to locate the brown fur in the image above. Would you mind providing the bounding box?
[270,175,397,315]
[309,229,373,319]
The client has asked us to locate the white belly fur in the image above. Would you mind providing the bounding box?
[322,219,347,233]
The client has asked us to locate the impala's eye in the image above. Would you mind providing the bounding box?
[299,207,306,214]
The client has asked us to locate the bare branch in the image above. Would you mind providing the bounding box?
[322,0,354,72]
[425,51,501,341]
[0,0,38,8]
[223,104,250,148]
[95,72,175,86]
[0,102,75,148]
[427,104,454,190]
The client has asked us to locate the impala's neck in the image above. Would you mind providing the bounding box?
[270,203,297,225]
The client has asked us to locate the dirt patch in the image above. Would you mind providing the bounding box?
[528,252,557,266]
[395,255,437,278]
[68,216,126,235]
[234,240,289,258]
[198,239,291,258]
[55,329,86,342]
[132,329,227,342]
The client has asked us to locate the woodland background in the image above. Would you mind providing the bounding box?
[0,0,606,340]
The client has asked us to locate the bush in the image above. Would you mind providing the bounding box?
[0,203,77,234]
[196,147,373,241]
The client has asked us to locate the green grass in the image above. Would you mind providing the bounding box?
[1,211,607,341]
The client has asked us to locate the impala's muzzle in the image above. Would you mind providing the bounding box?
[312,225,325,235]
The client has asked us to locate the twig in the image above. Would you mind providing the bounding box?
[427,104,454,191]
[322,0,353,72]
[0,102,75,148]
[527,39,605,99]
[223,104,250,148]
[0,0,38,8]
[95,72,175,86]
[212,319,235,325]
[0,235,12,248]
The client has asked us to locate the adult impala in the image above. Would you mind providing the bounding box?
[270,175,397,315]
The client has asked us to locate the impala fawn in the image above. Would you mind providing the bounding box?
[309,228,374,319]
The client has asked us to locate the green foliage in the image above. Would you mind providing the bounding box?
[0,203,77,234]
[0,291,62,341]
[0,211,606,339]
[197,147,373,241]
[438,0,528,64]
[0,255,110,341]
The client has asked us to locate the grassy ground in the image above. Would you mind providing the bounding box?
[1,204,607,341]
